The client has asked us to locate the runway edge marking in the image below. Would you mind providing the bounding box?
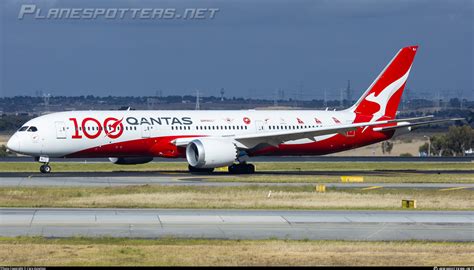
[439,187,468,191]
[361,186,383,191]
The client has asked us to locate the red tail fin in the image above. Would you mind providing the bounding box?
[348,46,418,122]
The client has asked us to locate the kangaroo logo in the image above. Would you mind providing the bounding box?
[104,117,124,139]
[364,67,411,122]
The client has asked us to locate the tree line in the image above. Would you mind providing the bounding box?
[419,126,474,156]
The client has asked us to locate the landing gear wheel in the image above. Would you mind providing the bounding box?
[228,163,255,174]
[40,164,51,174]
[188,165,214,174]
[246,163,255,174]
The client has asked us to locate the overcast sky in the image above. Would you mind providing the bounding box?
[1,0,473,100]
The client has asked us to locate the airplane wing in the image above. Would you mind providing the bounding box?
[172,117,463,149]
[232,119,395,149]
[171,120,388,148]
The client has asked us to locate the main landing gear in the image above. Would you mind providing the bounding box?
[188,165,214,174]
[36,156,51,174]
[188,162,256,174]
[228,162,255,174]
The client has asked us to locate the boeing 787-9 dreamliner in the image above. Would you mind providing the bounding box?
[6,46,461,173]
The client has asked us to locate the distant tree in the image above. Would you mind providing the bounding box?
[0,145,10,157]
[430,134,450,156]
[419,142,429,155]
[468,111,474,125]
[381,141,394,155]
[425,126,474,156]
[445,125,474,156]
[0,115,34,132]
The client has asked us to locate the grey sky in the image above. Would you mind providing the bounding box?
[1,0,473,100]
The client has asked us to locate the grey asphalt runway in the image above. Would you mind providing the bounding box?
[1,208,473,241]
[1,175,474,189]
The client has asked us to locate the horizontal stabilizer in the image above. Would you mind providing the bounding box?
[373,118,464,132]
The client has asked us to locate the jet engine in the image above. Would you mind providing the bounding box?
[186,138,238,168]
[109,157,154,165]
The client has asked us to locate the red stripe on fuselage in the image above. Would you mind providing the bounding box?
[250,127,394,156]
[64,128,394,158]
[65,135,202,158]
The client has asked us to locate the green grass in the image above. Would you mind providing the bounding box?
[0,161,473,173]
[1,185,472,210]
[0,162,186,172]
[0,236,472,266]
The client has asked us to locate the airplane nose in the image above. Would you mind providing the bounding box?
[6,134,21,153]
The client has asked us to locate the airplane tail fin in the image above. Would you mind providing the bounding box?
[346,45,418,121]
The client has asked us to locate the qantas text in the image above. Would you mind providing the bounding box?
[126,116,192,126]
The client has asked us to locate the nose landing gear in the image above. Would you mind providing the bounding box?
[39,164,51,174]
[36,156,51,174]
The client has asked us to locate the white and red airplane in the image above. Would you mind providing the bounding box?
[6,46,460,173]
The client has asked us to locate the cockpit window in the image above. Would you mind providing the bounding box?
[18,126,29,132]
[27,126,38,132]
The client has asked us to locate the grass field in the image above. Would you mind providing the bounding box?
[1,185,472,210]
[0,237,472,266]
[0,161,473,172]
[209,173,474,183]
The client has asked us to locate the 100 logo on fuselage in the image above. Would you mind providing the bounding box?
[69,116,193,139]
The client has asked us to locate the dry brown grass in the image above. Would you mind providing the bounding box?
[0,238,472,266]
[2,186,472,210]
[63,189,474,210]
[330,138,426,156]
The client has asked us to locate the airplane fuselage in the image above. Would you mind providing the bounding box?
[7,109,393,159]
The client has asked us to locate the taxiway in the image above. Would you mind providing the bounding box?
[1,174,473,189]
[1,208,472,241]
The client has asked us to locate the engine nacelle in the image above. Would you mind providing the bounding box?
[186,138,238,168]
[109,157,154,165]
